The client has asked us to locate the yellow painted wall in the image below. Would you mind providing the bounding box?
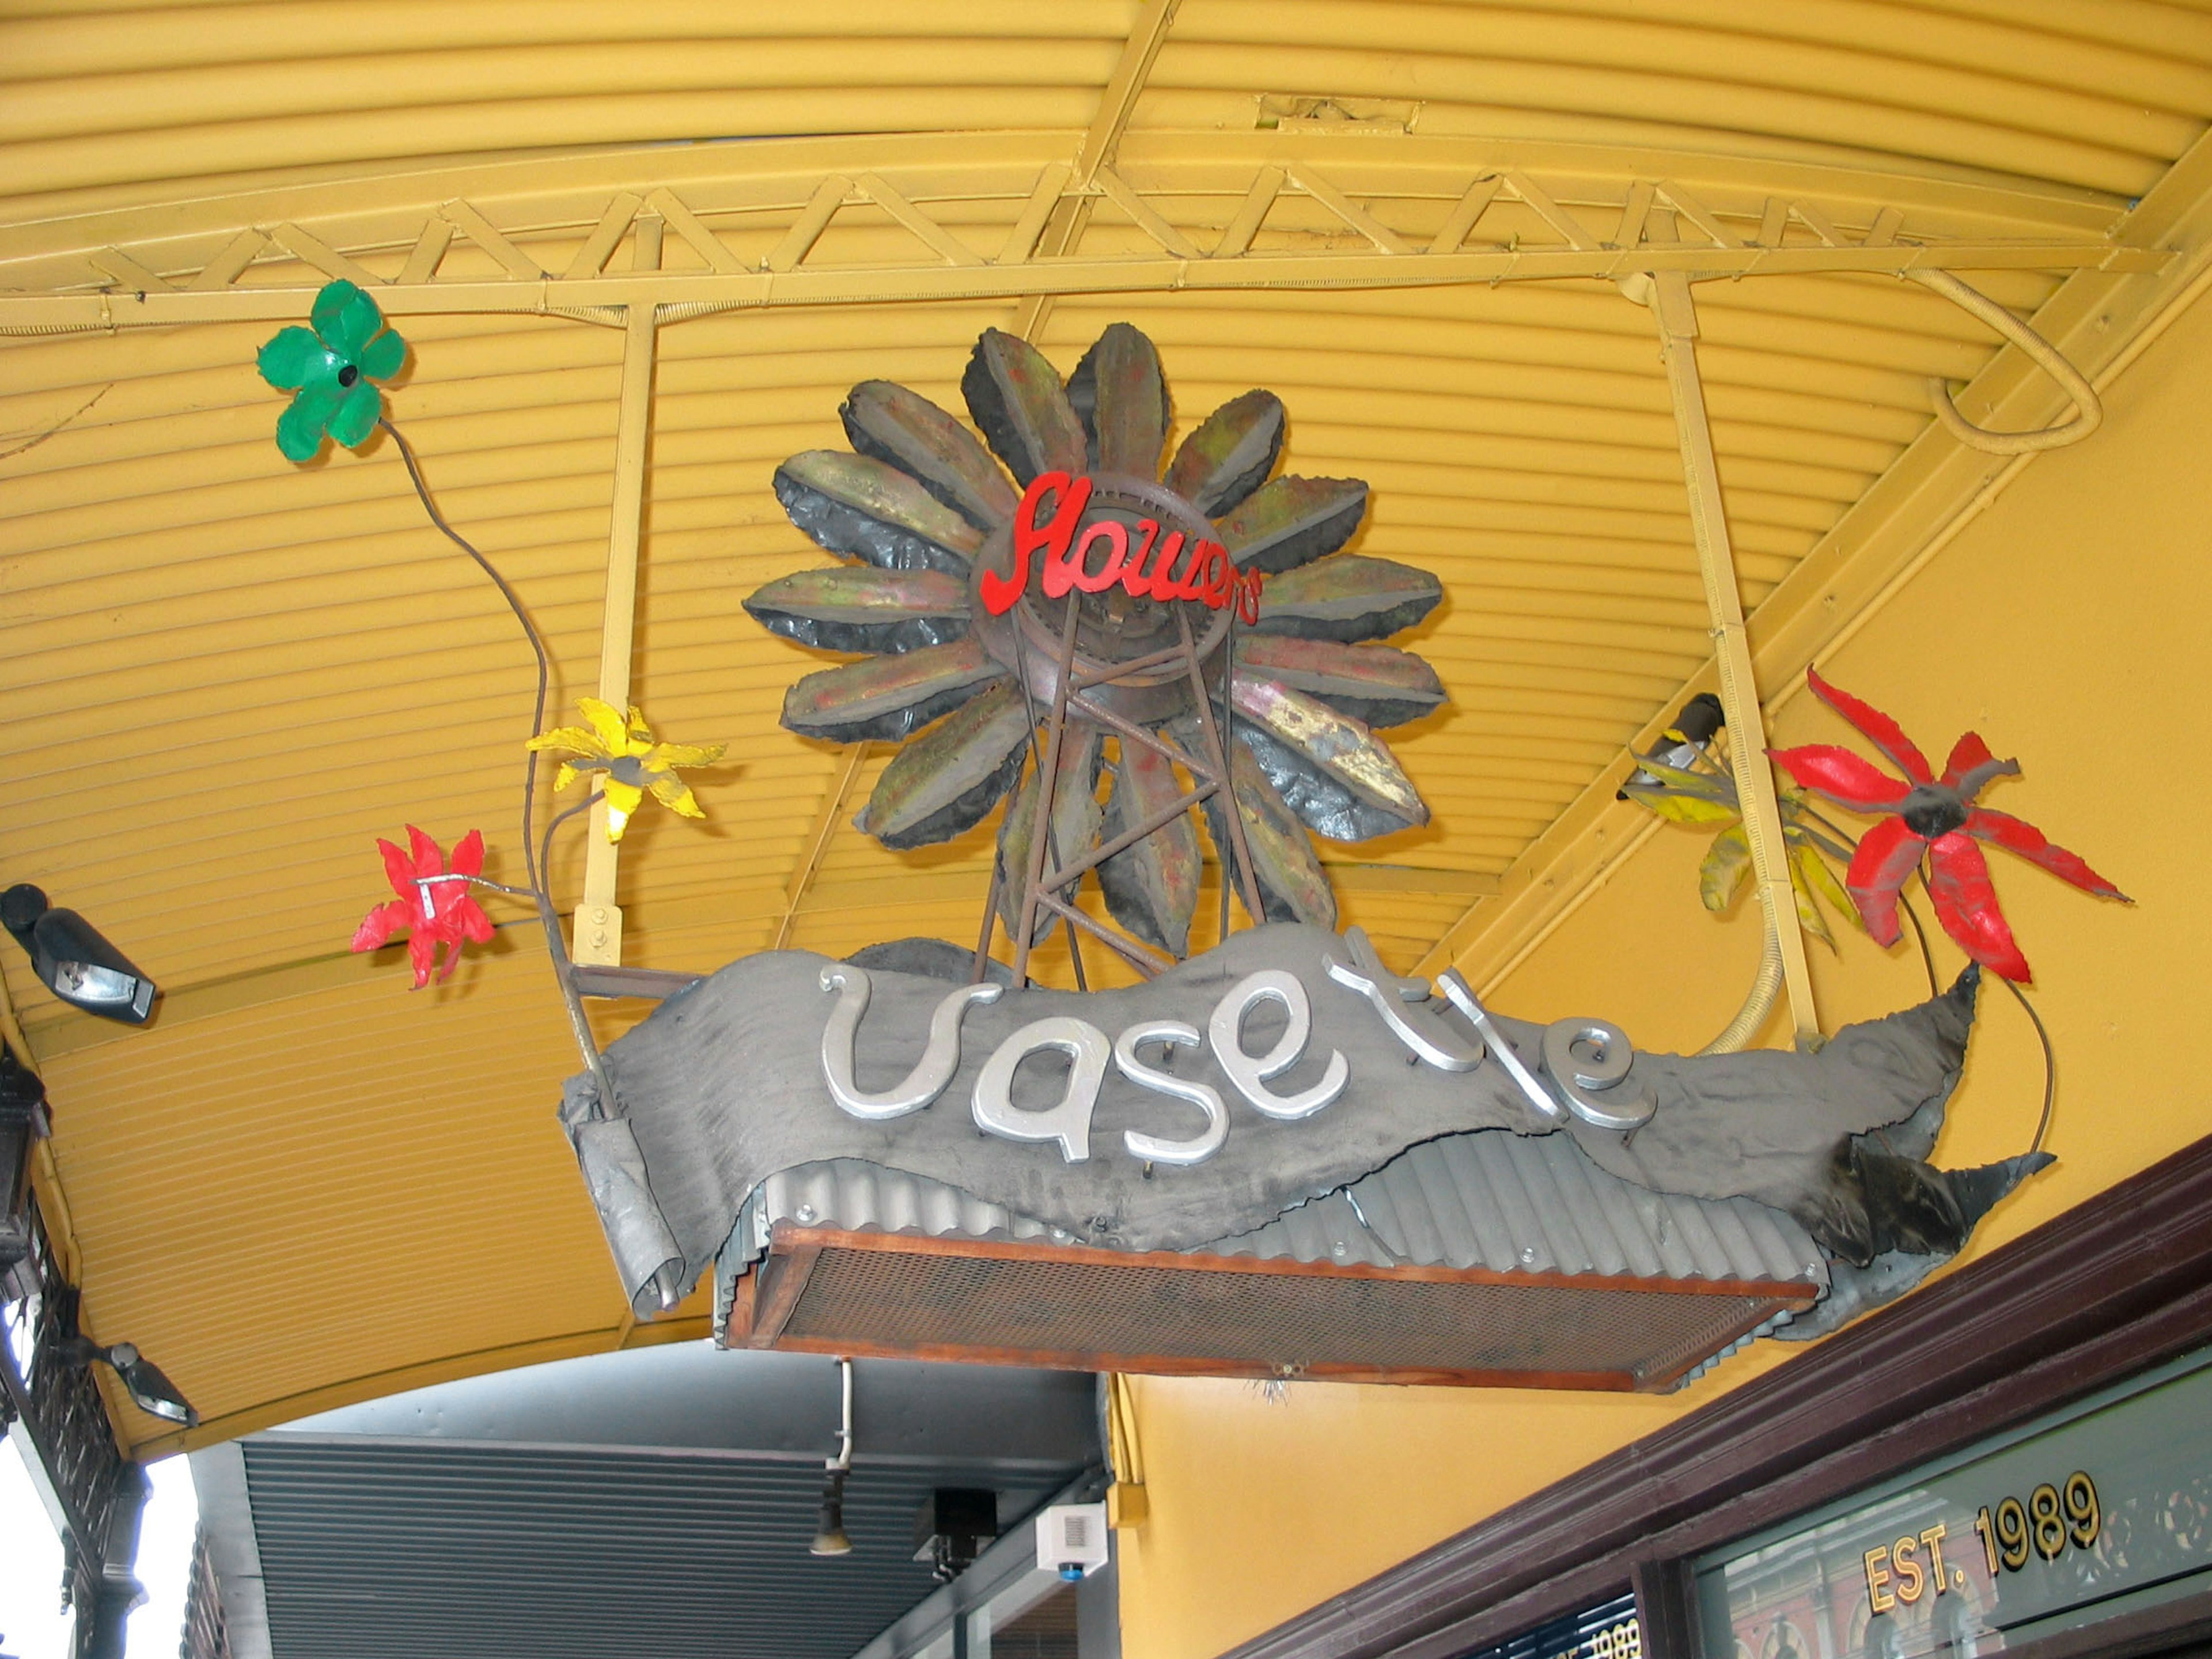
[1114,278,2212,1659]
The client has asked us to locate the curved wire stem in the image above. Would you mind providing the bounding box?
[1996,970,2058,1157]
[1905,269,2102,454]
[380,415,616,1112]
[1895,890,1942,1000]
[1911,866,2055,1159]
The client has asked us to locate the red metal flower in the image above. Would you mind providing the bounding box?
[1768,669,2125,982]
[351,825,496,988]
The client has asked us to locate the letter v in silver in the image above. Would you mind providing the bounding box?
[819,963,1002,1121]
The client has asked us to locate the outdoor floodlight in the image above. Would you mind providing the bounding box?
[55,1334,199,1429]
[0,885,157,1025]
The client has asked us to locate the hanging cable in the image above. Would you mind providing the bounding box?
[1906,269,2102,454]
[381,415,616,1113]
[811,1358,856,1558]
[1698,920,1785,1055]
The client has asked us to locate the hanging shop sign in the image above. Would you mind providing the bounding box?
[235,283,2113,1379]
[567,918,2033,1312]
[1693,1345,2212,1659]
[817,925,1656,1166]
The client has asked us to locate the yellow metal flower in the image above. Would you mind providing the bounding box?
[528,699,725,840]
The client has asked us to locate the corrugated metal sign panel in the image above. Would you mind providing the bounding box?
[736,1136,1825,1289]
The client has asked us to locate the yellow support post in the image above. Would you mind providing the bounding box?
[574,303,658,967]
[1642,271,1821,1048]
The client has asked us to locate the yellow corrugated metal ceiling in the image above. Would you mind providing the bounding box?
[4,0,2211,1451]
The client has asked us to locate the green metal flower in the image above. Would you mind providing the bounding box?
[256,279,406,462]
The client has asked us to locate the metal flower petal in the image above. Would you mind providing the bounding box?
[351,825,495,989]
[1768,743,1914,811]
[1965,807,2127,899]
[1778,667,2126,981]
[750,322,1452,961]
[1927,833,2032,982]
[257,279,406,462]
[1844,815,1924,948]
[528,699,726,842]
[1805,666,1934,785]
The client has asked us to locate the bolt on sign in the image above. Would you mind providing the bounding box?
[1691,1346,2212,1659]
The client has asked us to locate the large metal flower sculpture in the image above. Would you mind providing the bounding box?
[746,323,1448,959]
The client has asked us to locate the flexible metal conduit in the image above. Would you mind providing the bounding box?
[1908,268,2102,453]
[1699,920,1786,1055]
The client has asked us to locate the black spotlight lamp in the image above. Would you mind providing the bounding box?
[56,1332,199,1429]
[912,1487,999,1583]
[1619,691,1727,797]
[0,885,157,1025]
[812,1467,852,1558]
[809,1357,855,1558]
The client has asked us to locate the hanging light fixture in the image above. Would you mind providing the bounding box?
[55,1336,199,1429]
[809,1357,854,1557]
[0,887,157,1026]
[47,1287,198,1428]
[1620,692,1726,797]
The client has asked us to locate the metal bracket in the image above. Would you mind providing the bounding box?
[573,304,658,967]
[1635,270,1821,1048]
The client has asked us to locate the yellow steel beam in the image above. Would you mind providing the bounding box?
[0,234,2162,332]
[1645,269,1820,1046]
[573,303,658,967]
[1015,0,1184,340]
[1418,119,2212,999]
[0,131,2130,278]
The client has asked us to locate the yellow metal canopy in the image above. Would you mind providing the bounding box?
[4,0,2211,1454]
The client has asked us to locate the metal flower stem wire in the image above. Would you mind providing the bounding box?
[1789,782,2054,1157]
[1910,865,2056,1158]
[1217,607,1237,941]
[1004,604,1088,993]
[1678,732,2054,1156]
[377,415,618,1115]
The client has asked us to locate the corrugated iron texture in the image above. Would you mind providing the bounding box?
[240,1436,1072,1659]
[1216,1133,1824,1287]
[734,1139,1825,1294]
[744,1161,1065,1262]
[0,1,2200,1444]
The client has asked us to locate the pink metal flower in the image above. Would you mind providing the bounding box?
[351,825,496,988]
[1768,669,2125,982]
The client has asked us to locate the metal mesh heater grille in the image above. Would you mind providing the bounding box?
[733,1227,1817,1391]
